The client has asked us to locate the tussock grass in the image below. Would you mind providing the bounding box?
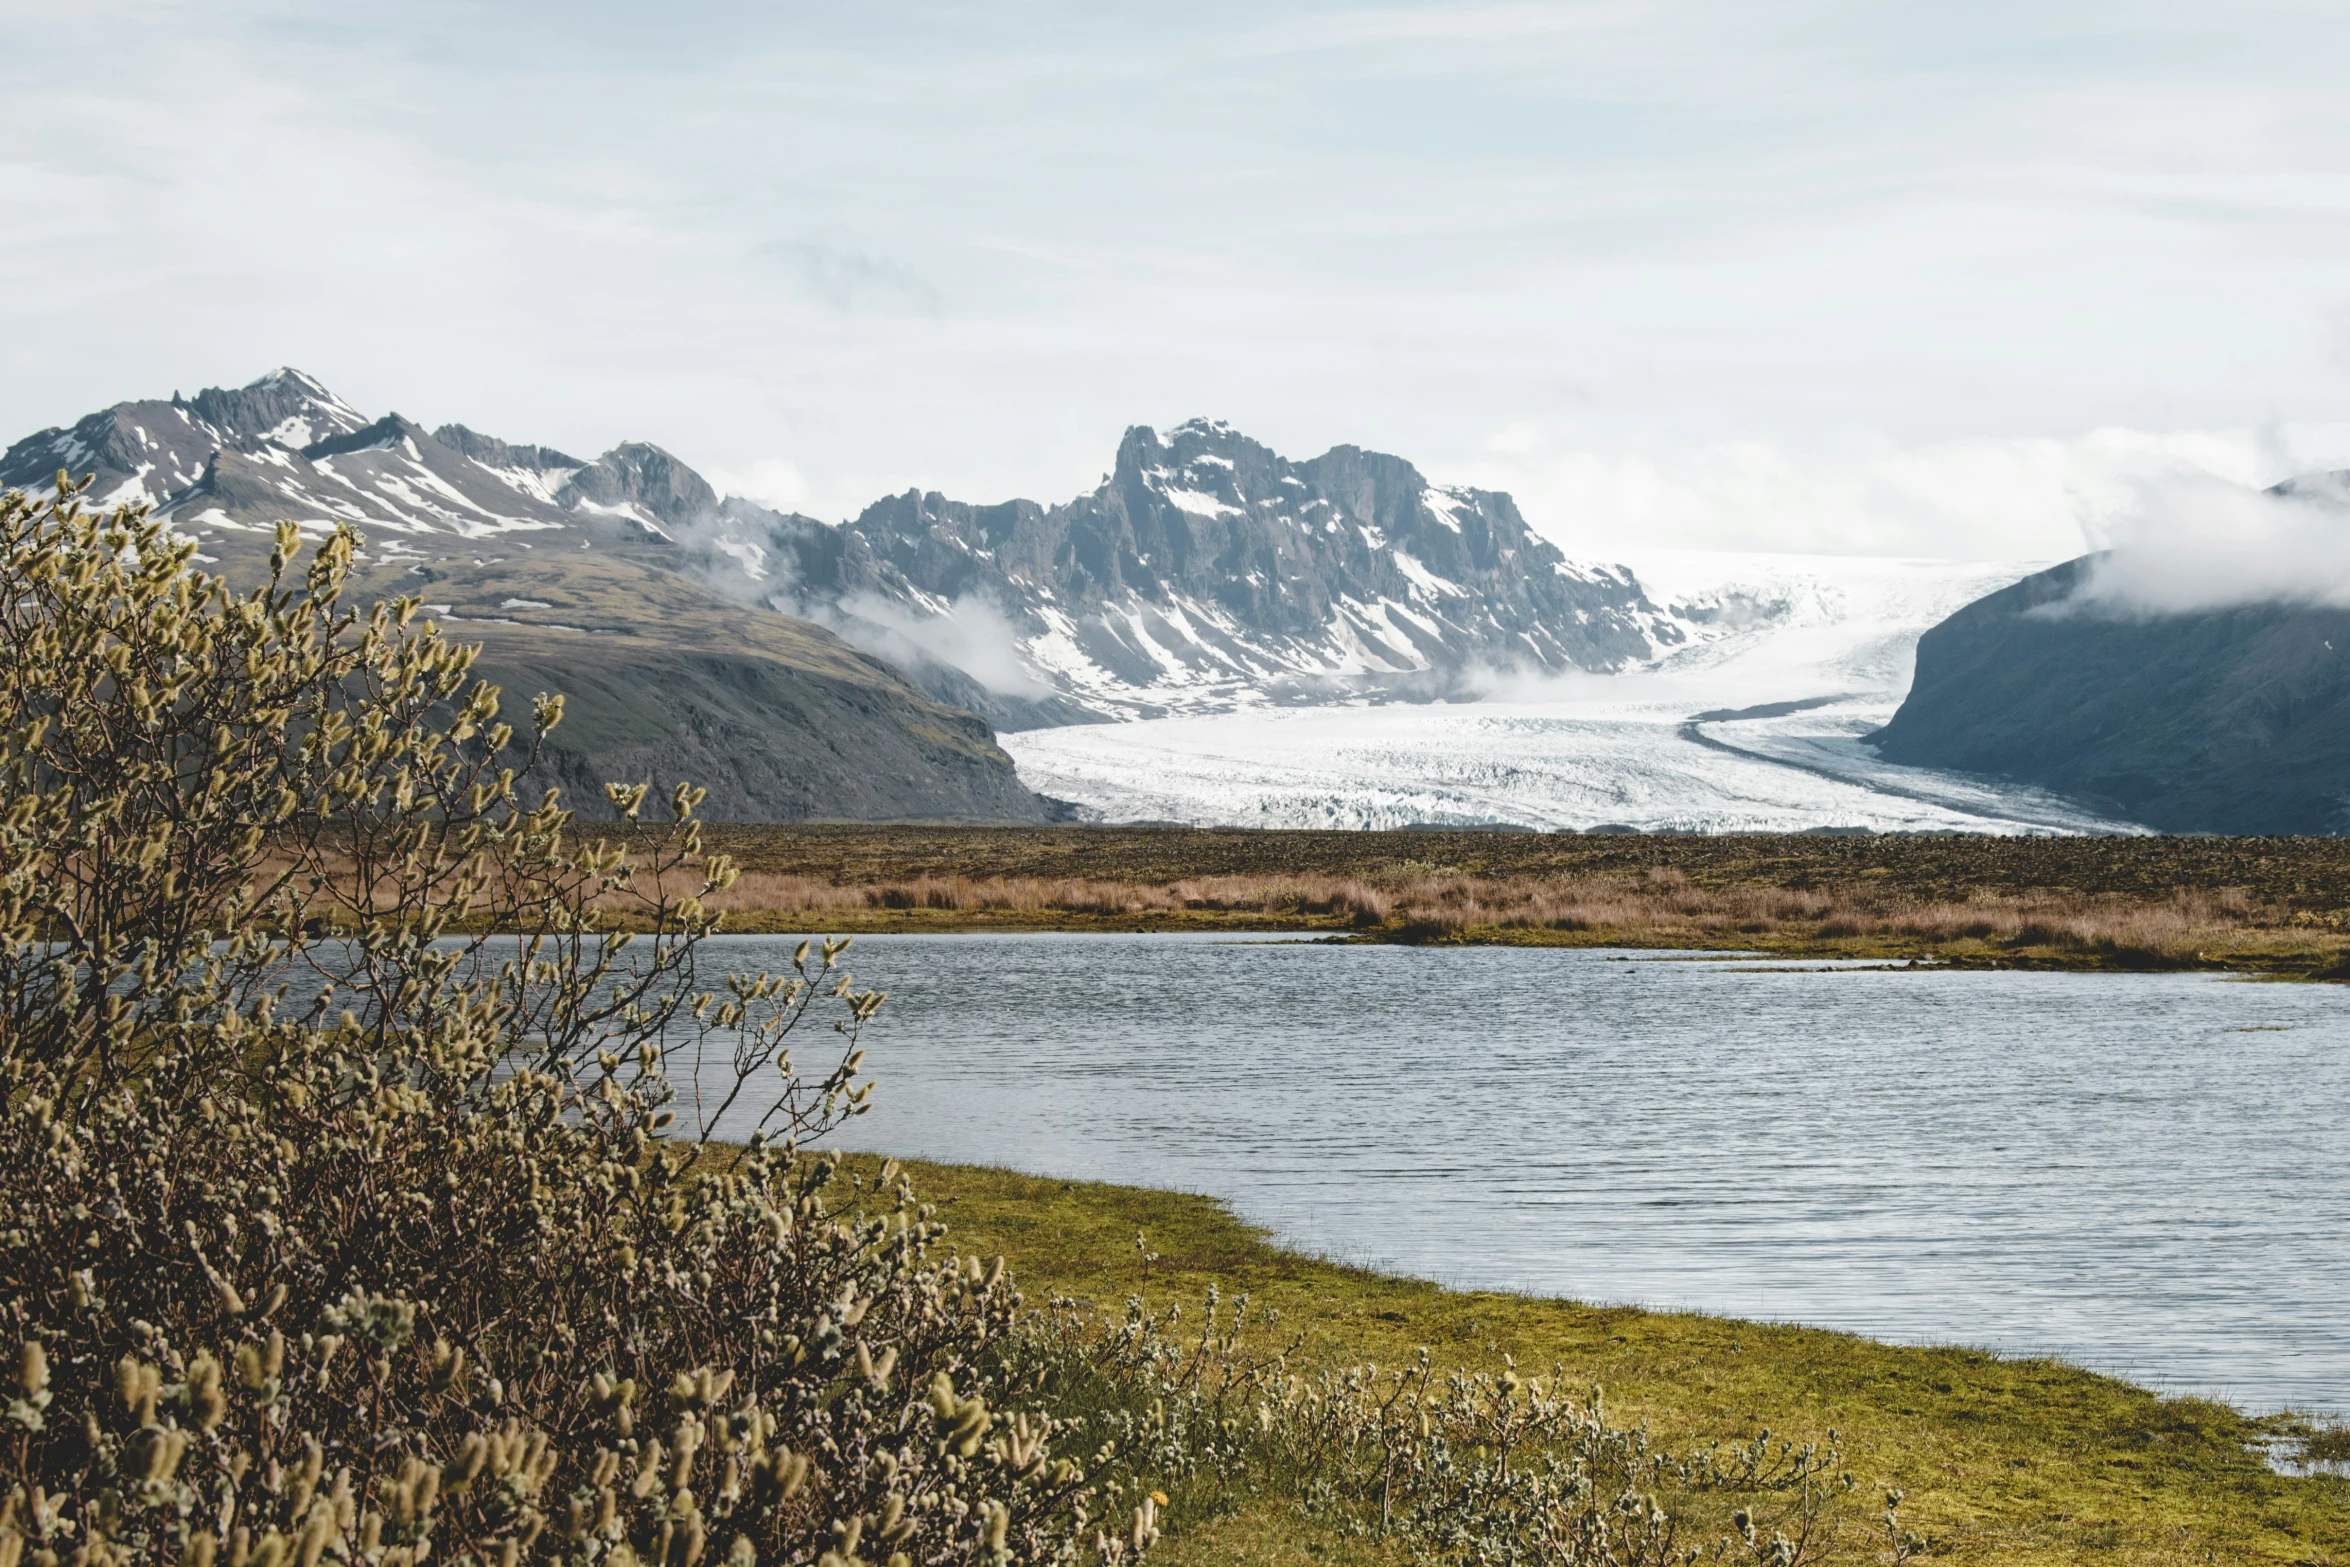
[691,866,2268,959]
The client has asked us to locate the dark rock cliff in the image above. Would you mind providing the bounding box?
[1875,555,2350,834]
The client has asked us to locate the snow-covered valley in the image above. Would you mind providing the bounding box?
[1003,552,2144,834]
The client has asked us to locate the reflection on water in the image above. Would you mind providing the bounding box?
[687,932,2349,1414]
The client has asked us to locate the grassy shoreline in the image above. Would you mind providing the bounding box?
[872,1158,2349,1565]
[657,825,2350,979]
[700,900,2350,978]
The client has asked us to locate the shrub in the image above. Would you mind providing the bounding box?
[0,484,1157,1567]
[1015,1293,1857,1567]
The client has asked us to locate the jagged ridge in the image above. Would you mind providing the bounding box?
[0,368,1750,809]
[716,419,1680,725]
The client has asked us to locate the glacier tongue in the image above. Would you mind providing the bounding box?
[1003,552,2145,834]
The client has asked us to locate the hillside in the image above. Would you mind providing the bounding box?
[1873,549,2350,834]
[0,370,1056,823]
[5,365,2131,835]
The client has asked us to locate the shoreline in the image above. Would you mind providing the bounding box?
[686,905,2350,980]
[870,1157,2350,1564]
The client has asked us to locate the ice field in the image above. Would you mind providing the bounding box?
[1001,553,2143,834]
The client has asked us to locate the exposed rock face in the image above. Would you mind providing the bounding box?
[555,441,722,535]
[1875,545,2350,834]
[0,372,1059,824]
[719,419,1674,722]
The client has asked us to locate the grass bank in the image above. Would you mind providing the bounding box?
[870,1158,2349,1565]
[659,826,2350,979]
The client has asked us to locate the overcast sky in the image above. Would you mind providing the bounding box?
[7,0,2350,558]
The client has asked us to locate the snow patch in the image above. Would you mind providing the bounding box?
[1422,488,1472,532]
[1157,486,1243,518]
[1390,549,1465,598]
[713,535,768,579]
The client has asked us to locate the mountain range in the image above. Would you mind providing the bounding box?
[0,371,1051,822]
[2,368,1719,821]
[26,367,2350,834]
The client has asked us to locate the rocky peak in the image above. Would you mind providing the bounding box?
[2267,469,2350,502]
[182,368,368,450]
[1,372,736,553]
[0,367,373,513]
[555,442,718,537]
[301,412,430,461]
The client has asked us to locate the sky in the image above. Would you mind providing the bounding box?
[7,0,2350,559]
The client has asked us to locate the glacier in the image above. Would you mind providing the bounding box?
[1002,552,2147,834]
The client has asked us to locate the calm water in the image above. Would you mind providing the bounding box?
[691,932,2348,1414]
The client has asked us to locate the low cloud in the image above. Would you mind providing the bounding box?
[2061,469,2350,615]
[1465,422,2350,563]
[701,459,810,514]
[820,591,1048,697]
[661,502,1051,696]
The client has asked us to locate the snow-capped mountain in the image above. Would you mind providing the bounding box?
[3,373,1706,723]
[1,369,1785,733]
[0,370,1059,823]
[4,366,2131,831]
[0,368,372,515]
[0,370,728,567]
[720,419,1689,724]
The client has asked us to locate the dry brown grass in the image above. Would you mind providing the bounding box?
[686,868,1394,923]
[673,863,2290,966]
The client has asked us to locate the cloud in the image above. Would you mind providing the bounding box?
[701,458,810,513]
[818,592,1048,698]
[1461,422,2350,562]
[754,242,944,317]
[2058,468,2350,615]
[651,506,1044,695]
[12,0,2350,551]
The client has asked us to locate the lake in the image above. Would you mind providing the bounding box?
[692,931,2349,1415]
